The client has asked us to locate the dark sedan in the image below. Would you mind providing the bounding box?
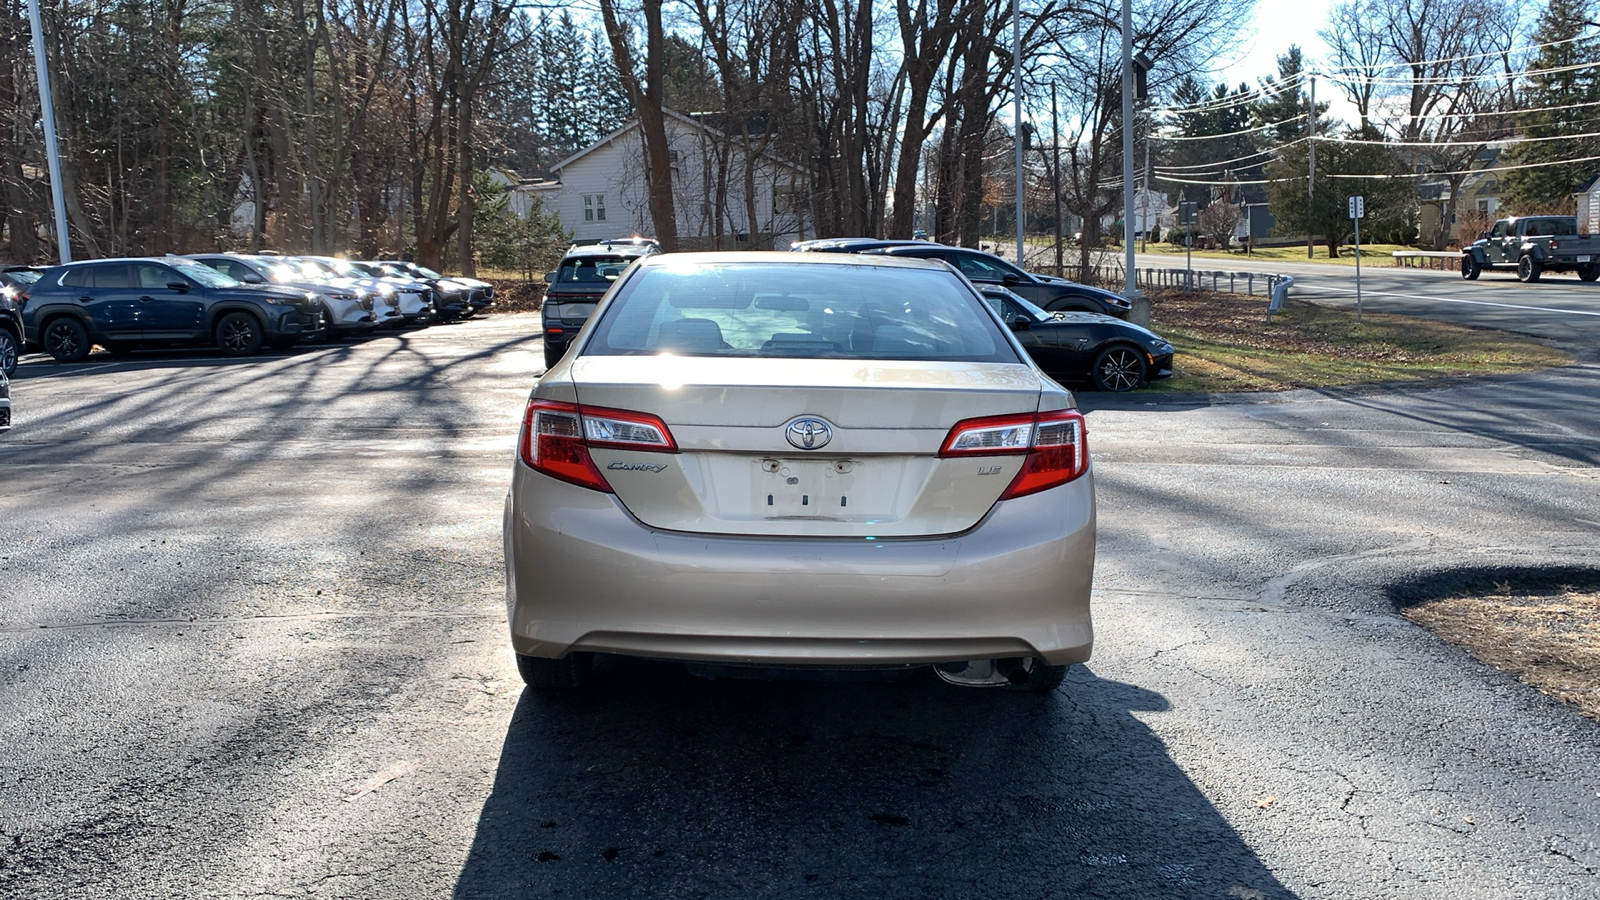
[980,286,1173,392]
[865,244,1134,318]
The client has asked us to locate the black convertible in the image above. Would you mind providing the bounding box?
[980,286,1174,392]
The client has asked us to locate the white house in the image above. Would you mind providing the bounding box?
[1577,173,1600,235]
[513,109,813,249]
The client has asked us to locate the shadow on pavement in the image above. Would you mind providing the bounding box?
[453,661,1296,900]
[1387,564,1600,610]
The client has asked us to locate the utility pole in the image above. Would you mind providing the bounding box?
[1307,74,1316,260]
[1120,0,1145,323]
[28,0,71,263]
[1052,83,1062,275]
[1141,118,1150,253]
[1013,0,1024,265]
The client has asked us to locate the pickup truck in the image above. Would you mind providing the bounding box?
[1462,215,1600,283]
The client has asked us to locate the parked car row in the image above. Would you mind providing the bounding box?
[1,253,494,364]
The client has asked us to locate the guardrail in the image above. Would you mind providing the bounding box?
[1037,262,1294,322]
[1392,250,1460,271]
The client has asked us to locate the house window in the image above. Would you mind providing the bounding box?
[583,194,607,222]
[1478,198,1497,215]
[773,184,805,216]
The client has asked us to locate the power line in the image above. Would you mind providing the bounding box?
[1157,114,1306,142]
[1317,31,1592,76]
[1152,151,1600,186]
[1322,127,1600,149]
[1152,140,1299,169]
[1327,57,1599,88]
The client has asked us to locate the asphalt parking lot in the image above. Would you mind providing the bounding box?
[2,314,1598,898]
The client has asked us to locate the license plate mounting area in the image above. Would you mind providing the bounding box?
[758,457,854,519]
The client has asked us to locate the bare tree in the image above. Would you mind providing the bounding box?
[600,0,679,251]
[1322,0,1523,248]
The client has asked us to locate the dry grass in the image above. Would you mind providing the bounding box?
[1148,291,1572,393]
[1405,589,1600,721]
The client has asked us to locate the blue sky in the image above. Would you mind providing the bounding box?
[1217,0,1335,87]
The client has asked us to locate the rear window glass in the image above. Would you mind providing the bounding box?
[555,255,635,285]
[583,261,1019,362]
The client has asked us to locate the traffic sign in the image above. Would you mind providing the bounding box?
[1349,196,1365,219]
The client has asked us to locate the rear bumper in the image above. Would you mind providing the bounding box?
[504,467,1096,667]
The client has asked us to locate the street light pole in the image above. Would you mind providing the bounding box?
[28,0,71,263]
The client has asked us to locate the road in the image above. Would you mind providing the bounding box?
[1,316,1597,898]
[1132,251,1600,347]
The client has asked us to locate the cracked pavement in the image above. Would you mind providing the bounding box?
[1,314,1597,898]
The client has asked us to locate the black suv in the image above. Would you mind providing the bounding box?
[862,244,1133,318]
[541,239,660,368]
[0,266,33,375]
[20,257,322,361]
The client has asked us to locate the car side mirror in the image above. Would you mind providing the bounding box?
[543,272,556,284]
[240,273,265,284]
[166,281,190,293]
[1008,316,1031,332]
[1002,273,1021,286]
[1480,232,1490,240]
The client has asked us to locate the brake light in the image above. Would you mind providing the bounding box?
[940,409,1088,498]
[518,399,677,492]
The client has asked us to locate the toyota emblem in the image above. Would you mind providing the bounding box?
[785,417,833,450]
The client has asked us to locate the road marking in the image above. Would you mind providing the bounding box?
[25,362,121,379]
[1298,284,1600,317]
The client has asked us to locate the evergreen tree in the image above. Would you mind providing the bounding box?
[1251,46,1330,145]
[1162,77,1256,208]
[538,12,589,159]
[582,29,633,143]
[1266,125,1412,255]
[1500,0,1600,213]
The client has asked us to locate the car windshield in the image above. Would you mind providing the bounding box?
[290,259,338,278]
[411,264,444,279]
[4,268,41,285]
[263,264,301,283]
[171,259,240,288]
[983,292,1052,322]
[585,261,1018,362]
[555,255,635,284]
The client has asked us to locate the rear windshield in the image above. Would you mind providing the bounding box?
[583,261,1019,362]
[554,255,636,286]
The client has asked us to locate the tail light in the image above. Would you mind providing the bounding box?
[940,409,1088,498]
[518,399,677,492]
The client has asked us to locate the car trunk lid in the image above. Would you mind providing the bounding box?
[567,356,1043,537]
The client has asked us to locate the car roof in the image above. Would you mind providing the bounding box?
[561,241,660,260]
[790,237,927,253]
[634,251,951,272]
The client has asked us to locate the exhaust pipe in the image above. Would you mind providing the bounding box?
[935,657,1035,688]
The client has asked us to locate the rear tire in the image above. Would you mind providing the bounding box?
[1580,264,1599,283]
[1091,344,1147,392]
[1461,255,1480,280]
[1517,254,1542,283]
[42,317,91,362]
[1005,660,1069,693]
[215,311,264,356]
[516,652,593,690]
[543,344,564,370]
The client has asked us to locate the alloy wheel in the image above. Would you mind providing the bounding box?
[1095,348,1144,392]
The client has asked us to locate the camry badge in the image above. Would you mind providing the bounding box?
[785,417,833,451]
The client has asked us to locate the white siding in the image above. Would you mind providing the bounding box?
[539,116,811,248]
